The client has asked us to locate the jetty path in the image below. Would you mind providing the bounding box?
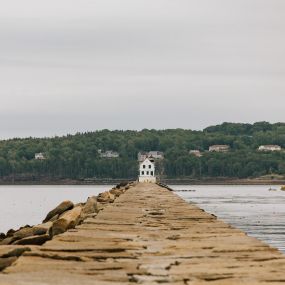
[1,183,285,284]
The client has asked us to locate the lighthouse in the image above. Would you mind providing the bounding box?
[138,157,157,183]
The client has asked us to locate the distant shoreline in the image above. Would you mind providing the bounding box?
[164,179,285,186]
[0,178,284,186]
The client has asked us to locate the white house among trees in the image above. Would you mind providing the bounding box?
[138,158,156,183]
[98,149,119,158]
[258,145,282,152]
[209,145,230,152]
[138,151,164,162]
[35,153,45,160]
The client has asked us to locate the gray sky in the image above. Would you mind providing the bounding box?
[0,0,285,138]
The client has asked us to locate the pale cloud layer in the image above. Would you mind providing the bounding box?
[0,0,285,138]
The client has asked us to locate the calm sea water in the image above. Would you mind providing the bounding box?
[1,185,285,254]
[174,185,285,253]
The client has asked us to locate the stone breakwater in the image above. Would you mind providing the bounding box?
[0,182,132,272]
[1,183,285,284]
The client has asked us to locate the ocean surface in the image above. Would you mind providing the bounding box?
[173,185,285,253]
[1,184,285,254]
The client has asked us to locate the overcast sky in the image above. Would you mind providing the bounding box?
[0,0,285,138]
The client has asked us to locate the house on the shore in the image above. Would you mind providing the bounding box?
[189,150,202,157]
[209,145,230,153]
[138,151,164,162]
[138,157,156,183]
[258,145,282,152]
[98,150,119,158]
[35,153,46,160]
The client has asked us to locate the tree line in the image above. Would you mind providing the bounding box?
[0,121,285,180]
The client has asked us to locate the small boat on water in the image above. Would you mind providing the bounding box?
[280,186,285,191]
[268,187,277,191]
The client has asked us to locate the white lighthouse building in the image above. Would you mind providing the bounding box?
[138,157,157,183]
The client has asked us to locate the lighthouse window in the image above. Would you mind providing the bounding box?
[147,171,149,175]
[149,165,151,169]
[151,171,154,176]
[143,165,146,169]
[141,171,144,175]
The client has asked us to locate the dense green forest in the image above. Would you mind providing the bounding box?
[0,121,285,181]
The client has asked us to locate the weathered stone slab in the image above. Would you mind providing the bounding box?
[0,246,31,258]
[33,222,53,235]
[82,196,98,215]
[0,257,17,271]
[49,206,83,237]
[97,191,115,203]
[13,234,50,246]
[43,200,74,223]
